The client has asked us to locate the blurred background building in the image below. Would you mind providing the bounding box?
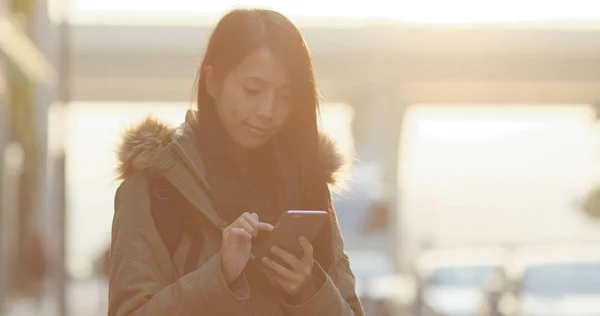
[4,1,600,315]
[1,0,60,314]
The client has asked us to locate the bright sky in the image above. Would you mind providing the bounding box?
[71,0,600,23]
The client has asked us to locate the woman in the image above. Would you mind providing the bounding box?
[109,8,364,316]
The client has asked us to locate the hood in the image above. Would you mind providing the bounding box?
[116,110,349,187]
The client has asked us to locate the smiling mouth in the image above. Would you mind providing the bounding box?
[246,123,270,136]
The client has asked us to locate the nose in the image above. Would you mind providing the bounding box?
[255,92,276,122]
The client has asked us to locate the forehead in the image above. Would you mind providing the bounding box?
[232,47,290,86]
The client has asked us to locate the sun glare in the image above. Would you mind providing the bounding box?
[71,0,600,24]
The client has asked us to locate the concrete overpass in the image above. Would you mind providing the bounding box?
[70,21,600,269]
[72,23,600,105]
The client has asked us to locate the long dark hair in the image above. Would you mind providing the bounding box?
[194,9,335,269]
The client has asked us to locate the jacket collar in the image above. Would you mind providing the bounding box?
[116,109,348,229]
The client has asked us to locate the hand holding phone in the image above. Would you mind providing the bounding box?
[256,210,328,298]
[255,210,328,267]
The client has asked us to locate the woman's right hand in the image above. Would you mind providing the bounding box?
[221,212,274,285]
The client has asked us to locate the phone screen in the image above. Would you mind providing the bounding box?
[255,210,328,268]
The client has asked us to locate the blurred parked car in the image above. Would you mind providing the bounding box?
[414,246,508,316]
[507,244,600,316]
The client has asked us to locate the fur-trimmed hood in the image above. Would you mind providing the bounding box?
[116,110,348,187]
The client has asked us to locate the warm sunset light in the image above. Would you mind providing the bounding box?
[72,0,600,25]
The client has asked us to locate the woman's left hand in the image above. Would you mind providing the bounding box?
[262,236,319,300]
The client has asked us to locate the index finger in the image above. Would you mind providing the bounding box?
[241,212,274,232]
[258,222,275,232]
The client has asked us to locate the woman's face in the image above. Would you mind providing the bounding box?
[207,47,294,150]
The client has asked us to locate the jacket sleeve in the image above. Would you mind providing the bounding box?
[108,173,250,316]
[280,210,365,316]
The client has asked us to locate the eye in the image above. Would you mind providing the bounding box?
[243,87,260,96]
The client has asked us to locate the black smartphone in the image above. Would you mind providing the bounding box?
[255,210,328,268]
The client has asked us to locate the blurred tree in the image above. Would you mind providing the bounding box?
[10,0,35,22]
[6,0,42,294]
[582,187,600,220]
[585,103,600,220]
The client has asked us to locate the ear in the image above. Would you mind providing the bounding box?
[204,65,219,99]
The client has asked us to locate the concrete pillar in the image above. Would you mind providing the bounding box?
[0,0,8,183]
[0,44,8,316]
[0,0,10,310]
[32,0,55,243]
[48,0,71,315]
[31,0,64,315]
[350,86,408,272]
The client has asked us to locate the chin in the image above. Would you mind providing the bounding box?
[236,138,268,150]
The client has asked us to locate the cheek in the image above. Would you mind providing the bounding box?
[273,104,294,129]
[216,86,252,124]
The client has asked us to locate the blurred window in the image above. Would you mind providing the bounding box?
[521,262,600,296]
